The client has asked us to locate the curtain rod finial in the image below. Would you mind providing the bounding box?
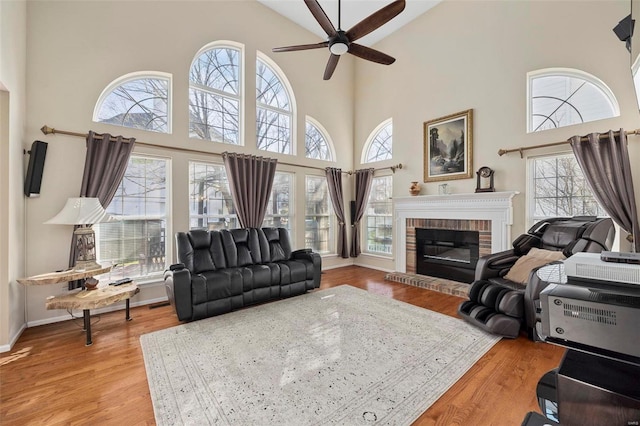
[498,149,506,156]
[41,125,54,135]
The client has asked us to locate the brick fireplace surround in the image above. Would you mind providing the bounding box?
[385,192,519,297]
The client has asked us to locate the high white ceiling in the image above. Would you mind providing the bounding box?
[257,0,442,46]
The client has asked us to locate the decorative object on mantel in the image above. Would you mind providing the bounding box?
[45,197,114,272]
[424,109,473,182]
[475,166,495,193]
[438,183,450,195]
[409,181,421,196]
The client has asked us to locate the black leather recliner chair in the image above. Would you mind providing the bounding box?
[458,216,615,339]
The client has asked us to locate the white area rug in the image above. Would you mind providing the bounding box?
[140,285,500,425]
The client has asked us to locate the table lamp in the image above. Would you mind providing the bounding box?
[45,197,113,271]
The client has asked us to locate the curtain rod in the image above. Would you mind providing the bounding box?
[497,128,640,158]
[40,125,402,175]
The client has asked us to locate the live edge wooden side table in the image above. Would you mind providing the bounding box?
[45,283,140,346]
[17,267,140,346]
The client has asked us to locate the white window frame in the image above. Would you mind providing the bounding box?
[526,68,619,133]
[362,174,393,257]
[256,51,296,155]
[189,41,244,145]
[93,71,172,134]
[361,118,393,163]
[95,153,172,283]
[525,151,608,227]
[262,171,294,239]
[305,115,335,161]
[304,174,334,255]
[188,161,238,230]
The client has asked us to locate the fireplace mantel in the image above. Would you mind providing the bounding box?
[394,191,519,273]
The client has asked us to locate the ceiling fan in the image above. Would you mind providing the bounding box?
[272,0,406,80]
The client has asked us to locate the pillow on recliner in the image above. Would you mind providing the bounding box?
[503,248,566,285]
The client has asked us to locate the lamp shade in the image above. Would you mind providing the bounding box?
[45,197,112,225]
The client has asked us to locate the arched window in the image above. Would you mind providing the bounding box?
[256,53,295,154]
[527,68,619,133]
[362,119,393,163]
[189,42,242,144]
[94,72,171,133]
[305,116,334,161]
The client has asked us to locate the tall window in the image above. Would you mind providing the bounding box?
[305,175,333,254]
[189,43,242,144]
[528,153,607,225]
[305,117,334,161]
[262,172,293,235]
[188,162,238,230]
[256,55,294,154]
[363,119,393,163]
[94,72,171,133]
[363,175,393,255]
[96,155,169,280]
[527,68,619,133]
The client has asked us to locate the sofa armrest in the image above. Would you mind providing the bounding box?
[164,264,193,321]
[475,249,520,281]
[292,249,322,288]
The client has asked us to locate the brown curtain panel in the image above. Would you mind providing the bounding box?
[68,131,135,288]
[223,152,277,228]
[569,129,640,252]
[350,168,374,257]
[325,167,349,258]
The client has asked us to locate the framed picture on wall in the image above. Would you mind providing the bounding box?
[423,109,473,182]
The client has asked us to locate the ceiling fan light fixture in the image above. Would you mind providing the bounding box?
[329,42,349,55]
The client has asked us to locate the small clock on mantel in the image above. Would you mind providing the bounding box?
[475,166,495,193]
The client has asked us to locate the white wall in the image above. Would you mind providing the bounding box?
[22,0,355,326]
[0,0,28,351]
[14,0,640,331]
[354,0,640,271]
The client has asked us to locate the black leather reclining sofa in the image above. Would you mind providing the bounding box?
[164,227,321,321]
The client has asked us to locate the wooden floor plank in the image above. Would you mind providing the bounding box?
[0,266,563,425]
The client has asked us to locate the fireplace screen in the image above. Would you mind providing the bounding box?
[416,228,480,283]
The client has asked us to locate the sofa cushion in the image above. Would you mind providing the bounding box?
[503,248,566,285]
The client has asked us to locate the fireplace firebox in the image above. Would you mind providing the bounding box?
[416,228,480,283]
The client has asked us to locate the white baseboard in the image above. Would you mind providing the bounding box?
[0,323,27,353]
[352,261,395,273]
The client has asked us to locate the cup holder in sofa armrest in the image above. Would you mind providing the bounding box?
[293,248,312,255]
[169,263,186,271]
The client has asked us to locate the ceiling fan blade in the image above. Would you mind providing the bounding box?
[323,54,340,80]
[272,42,329,53]
[348,43,395,65]
[304,0,337,37]
[345,0,406,42]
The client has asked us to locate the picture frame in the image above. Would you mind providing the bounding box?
[423,109,473,182]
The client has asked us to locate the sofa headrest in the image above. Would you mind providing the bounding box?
[540,220,587,250]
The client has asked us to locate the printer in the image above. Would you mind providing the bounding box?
[539,252,640,363]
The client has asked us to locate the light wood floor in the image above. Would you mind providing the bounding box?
[0,266,564,425]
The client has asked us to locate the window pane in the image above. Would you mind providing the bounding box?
[305,176,332,253]
[256,107,291,153]
[529,71,618,133]
[364,176,393,255]
[305,120,333,161]
[189,88,239,143]
[97,156,168,280]
[365,122,392,163]
[190,48,239,95]
[189,46,241,144]
[262,172,293,236]
[530,154,607,223]
[256,58,292,155]
[96,77,169,133]
[189,162,238,230]
[256,60,290,110]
